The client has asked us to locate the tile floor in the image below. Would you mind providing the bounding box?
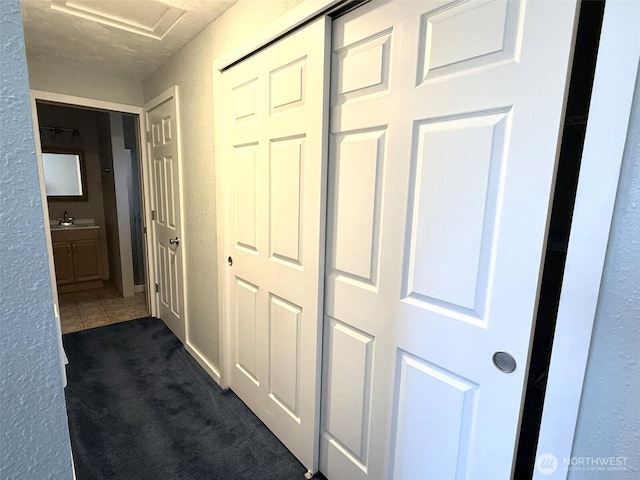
[59,283,149,334]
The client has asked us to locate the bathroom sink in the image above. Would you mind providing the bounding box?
[51,224,97,230]
[51,218,97,230]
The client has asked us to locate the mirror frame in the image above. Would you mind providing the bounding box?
[42,147,88,202]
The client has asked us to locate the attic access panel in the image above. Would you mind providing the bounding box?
[50,0,185,40]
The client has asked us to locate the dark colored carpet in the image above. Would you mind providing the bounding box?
[63,317,313,480]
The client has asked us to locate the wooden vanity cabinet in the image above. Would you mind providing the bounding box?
[51,227,102,292]
[52,240,75,284]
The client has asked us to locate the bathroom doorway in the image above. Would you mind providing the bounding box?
[34,97,151,332]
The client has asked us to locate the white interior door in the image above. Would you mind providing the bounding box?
[321,1,577,479]
[147,93,185,342]
[220,17,330,473]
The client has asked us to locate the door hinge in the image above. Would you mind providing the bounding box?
[143,226,147,234]
[151,210,156,221]
[155,283,159,293]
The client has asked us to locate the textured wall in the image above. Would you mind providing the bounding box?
[0,1,74,479]
[570,67,640,478]
[143,0,305,374]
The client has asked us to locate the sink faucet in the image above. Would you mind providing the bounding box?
[61,211,74,225]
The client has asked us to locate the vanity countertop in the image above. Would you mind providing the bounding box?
[50,218,98,231]
[50,224,99,231]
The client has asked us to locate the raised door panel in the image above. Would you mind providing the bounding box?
[404,110,509,320]
[328,128,385,286]
[168,246,181,317]
[269,136,305,266]
[390,352,478,480]
[158,243,169,307]
[268,294,302,420]
[164,155,177,230]
[233,144,259,253]
[270,57,306,114]
[322,318,374,470]
[235,277,260,385]
[153,155,166,226]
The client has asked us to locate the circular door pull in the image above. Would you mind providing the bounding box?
[169,237,180,246]
[493,351,517,373]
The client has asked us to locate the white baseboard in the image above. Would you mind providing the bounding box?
[134,284,145,294]
[185,342,221,386]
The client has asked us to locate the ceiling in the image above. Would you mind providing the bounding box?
[20,0,238,82]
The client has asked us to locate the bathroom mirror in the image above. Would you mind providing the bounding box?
[42,148,88,201]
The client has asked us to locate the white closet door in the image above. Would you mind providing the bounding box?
[321,1,577,479]
[220,17,330,473]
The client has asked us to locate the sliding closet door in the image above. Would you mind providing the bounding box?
[321,0,577,478]
[219,17,330,473]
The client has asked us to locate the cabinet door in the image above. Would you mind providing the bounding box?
[72,238,102,282]
[52,241,75,285]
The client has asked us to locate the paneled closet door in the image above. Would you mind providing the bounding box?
[220,17,330,474]
[321,0,577,479]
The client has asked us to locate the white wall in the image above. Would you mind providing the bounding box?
[0,1,74,477]
[142,0,305,373]
[98,112,123,294]
[28,58,144,106]
[569,66,640,479]
[109,113,135,297]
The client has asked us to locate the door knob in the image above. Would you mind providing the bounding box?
[493,351,516,373]
[169,237,180,246]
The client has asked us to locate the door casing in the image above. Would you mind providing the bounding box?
[30,89,156,321]
[533,0,640,475]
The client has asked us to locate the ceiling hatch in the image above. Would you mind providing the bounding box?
[50,0,186,40]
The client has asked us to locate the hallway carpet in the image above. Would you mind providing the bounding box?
[63,317,314,480]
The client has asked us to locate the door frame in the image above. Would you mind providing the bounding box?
[144,85,190,345]
[30,89,157,319]
[212,0,638,475]
[534,0,640,474]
